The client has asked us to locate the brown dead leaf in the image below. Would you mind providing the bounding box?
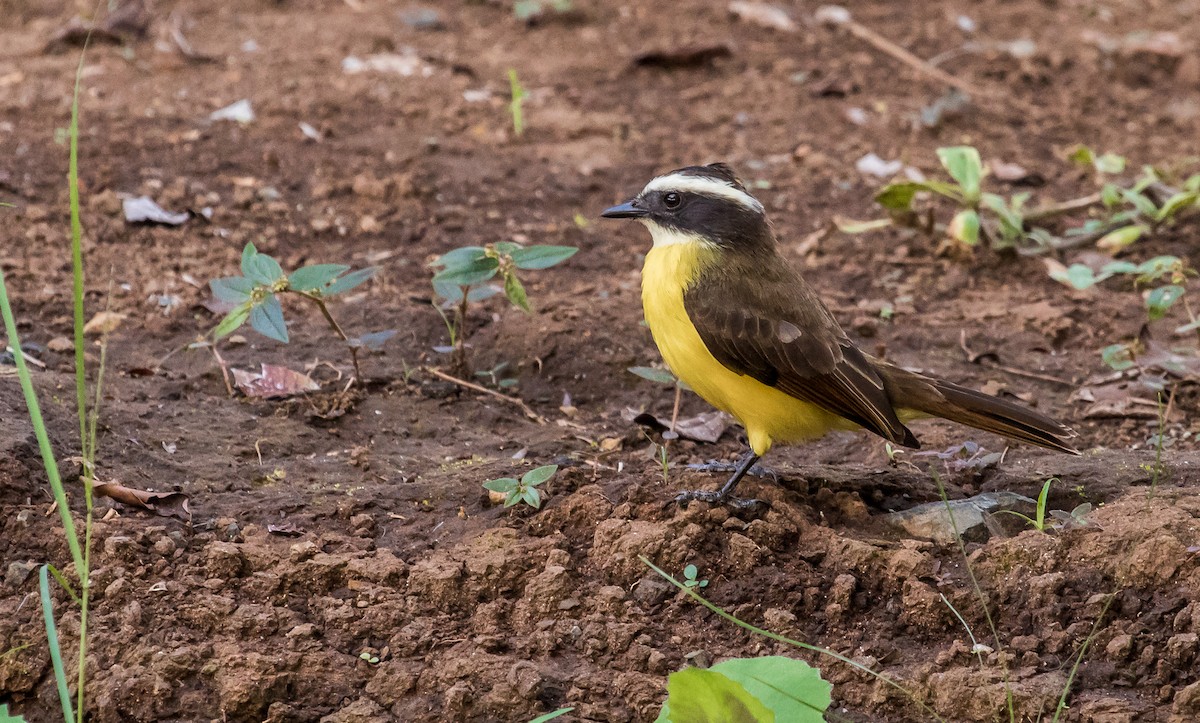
[232,364,320,399]
[94,480,191,521]
[626,409,732,444]
[267,522,305,537]
[83,311,126,335]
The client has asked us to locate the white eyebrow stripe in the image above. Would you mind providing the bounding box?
[641,173,764,213]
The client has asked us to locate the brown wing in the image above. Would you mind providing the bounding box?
[684,259,919,447]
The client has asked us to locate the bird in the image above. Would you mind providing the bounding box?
[601,162,1080,508]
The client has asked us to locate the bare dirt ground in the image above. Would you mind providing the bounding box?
[2,1,1200,721]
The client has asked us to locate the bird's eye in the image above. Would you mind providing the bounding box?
[663,192,681,209]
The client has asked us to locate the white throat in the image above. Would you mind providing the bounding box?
[641,220,713,249]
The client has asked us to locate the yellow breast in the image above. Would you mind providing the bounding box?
[640,243,857,455]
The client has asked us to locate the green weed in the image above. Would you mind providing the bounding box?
[483,464,558,509]
[508,69,526,136]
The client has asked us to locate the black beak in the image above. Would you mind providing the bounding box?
[600,199,648,219]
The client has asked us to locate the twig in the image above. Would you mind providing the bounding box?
[423,366,547,425]
[1023,193,1103,223]
[816,6,1002,99]
[208,343,235,397]
[959,331,1075,387]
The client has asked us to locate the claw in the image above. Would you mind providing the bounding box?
[673,488,768,512]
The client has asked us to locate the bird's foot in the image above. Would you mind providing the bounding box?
[686,460,778,482]
[672,488,768,512]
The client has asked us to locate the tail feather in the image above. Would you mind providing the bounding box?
[883,366,1081,455]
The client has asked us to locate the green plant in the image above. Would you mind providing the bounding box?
[656,656,830,722]
[207,242,383,382]
[525,709,573,723]
[997,478,1055,532]
[483,464,558,509]
[514,0,573,22]
[475,360,518,389]
[508,68,526,136]
[681,564,708,590]
[431,241,576,371]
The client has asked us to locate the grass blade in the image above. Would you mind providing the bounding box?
[38,566,76,723]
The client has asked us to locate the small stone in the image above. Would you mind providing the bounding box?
[1107,634,1133,660]
[5,560,37,587]
[763,607,797,630]
[153,537,177,557]
[46,336,73,353]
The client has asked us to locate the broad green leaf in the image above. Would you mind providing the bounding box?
[1146,285,1185,320]
[522,464,558,486]
[937,146,983,201]
[527,709,574,723]
[323,267,378,296]
[0,703,26,722]
[522,487,542,509]
[494,241,524,256]
[505,273,530,312]
[659,668,773,723]
[1121,189,1159,218]
[1155,191,1199,222]
[433,279,467,302]
[1101,343,1135,371]
[435,246,488,270]
[874,182,922,211]
[243,248,285,286]
[1095,152,1126,175]
[684,564,698,579]
[947,209,980,246]
[249,295,289,343]
[1095,224,1145,252]
[210,276,256,303]
[1101,183,1122,208]
[1100,261,1138,276]
[504,490,522,508]
[713,656,832,722]
[1049,263,1099,291]
[467,285,502,302]
[1068,145,1095,167]
[628,366,677,385]
[213,302,252,339]
[1136,256,1182,283]
[483,478,518,493]
[1186,174,1200,193]
[433,257,499,287]
[240,242,259,277]
[289,263,350,292]
[511,245,579,270]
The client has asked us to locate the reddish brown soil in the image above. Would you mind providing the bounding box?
[3,1,1200,721]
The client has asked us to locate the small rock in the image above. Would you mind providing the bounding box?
[46,336,73,353]
[1107,634,1133,660]
[763,607,797,630]
[5,560,37,587]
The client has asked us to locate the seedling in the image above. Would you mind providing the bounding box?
[208,243,388,384]
[483,464,558,509]
[682,564,708,590]
[513,0,573,22]
[431,241,576,371]
[997,477,1056,532]
[508,69,526,136]
[475,360,518,389]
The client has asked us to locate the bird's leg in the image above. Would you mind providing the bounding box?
[685,458,777,482]
[674,450,766,510]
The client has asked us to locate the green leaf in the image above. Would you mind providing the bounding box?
[1095,224,1145,252]
[1101,183,1122,208]
[494,241,524,256]
[937,146,983,201]
[505,272,530,312]
[1068,145,1095,167]
[874,182,922,211]
[348,329,398,351]
[1101,343,1135,371]
[484,478,518,493]
[289,264,350,292]
[521,464,558,486]
[1049,263,1099,291]
[511,245,579,270]
[0,703,27,723]
[1121,189,1159,218]
[1146,285,1186,320]
[468,285,502,302]
[435,246,488,270]
[433,279,467,303]
[628,366,677,385]
[1155,191,1199,222]
[504,490,522,508]
[1175,318,1200,334]
[323,267,378,296]
[213,302,252,339]
[433,257,499,287]
[712,656,832,722]
[1137,256,1182,283]
[527,709,574,723]
[249,294,289,343]
[684,564,698,580]
[522,487,542,509]
[948,209,980,245]
[834,218,891,234]
[659,668,773,723]
[242,246,285,286]
[1095,152,1126,175]
[210,276,257,303]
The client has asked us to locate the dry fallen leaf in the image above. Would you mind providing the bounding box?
[626,408,732,444]
[83,311,126,336]
[94,480,191,521]
[267,523,305,537]
[232,364,320,399]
